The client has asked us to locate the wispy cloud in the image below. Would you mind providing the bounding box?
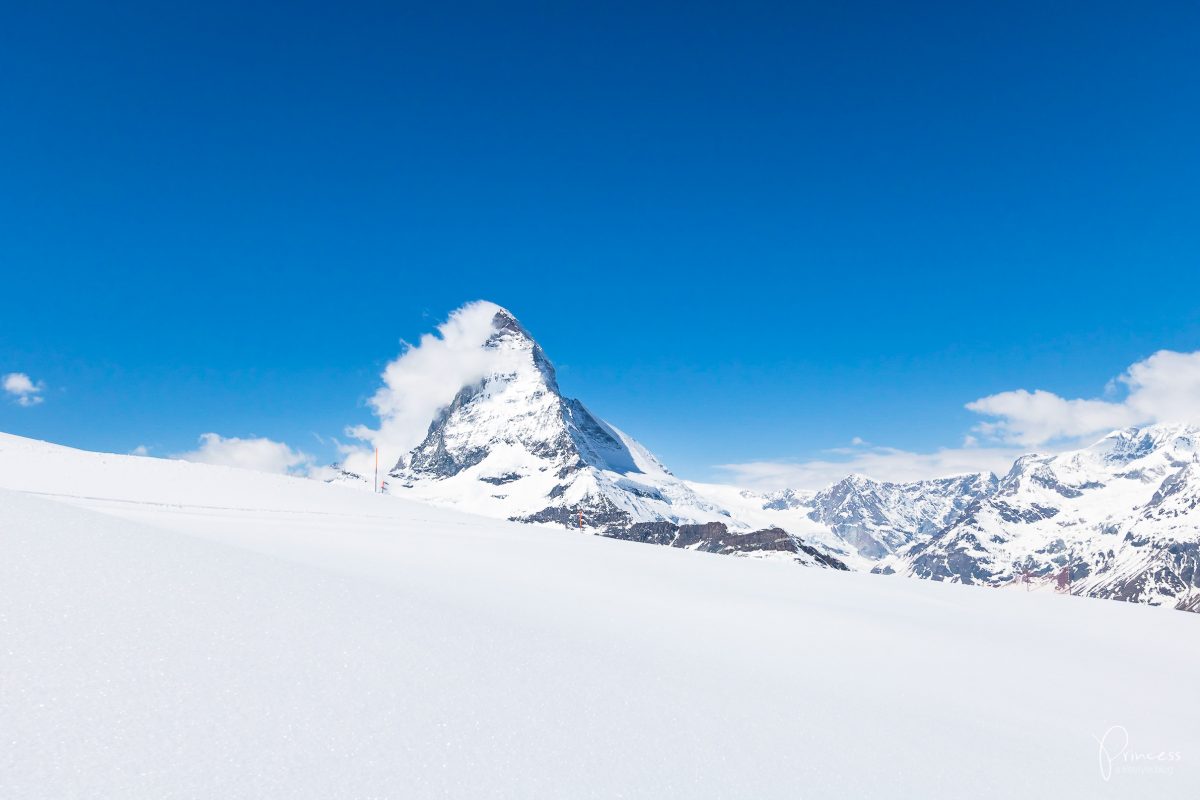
[3,372,45,407]
[177,304,514,481]
[966,349,1200,447]
[720,349,1200,491]
[339,300,515,477]
[718,441,1026,491]
[174,433,315,476]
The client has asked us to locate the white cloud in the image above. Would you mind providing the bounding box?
[718,443,1026,491]
[966,349,1200,447]
[3,372,44,406]
[340,300,514,477]
[723,349,1200,491]
[130,445,151,456]
[175,433,315,476]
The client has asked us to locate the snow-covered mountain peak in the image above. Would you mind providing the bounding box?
[481,306,560,387]
[487,306,533,344]
[896,423,1200,607]
[477,305,546,354]
[1089,423,1199,468]
[836,473,876,490]
[399,308,576,478]
[995,423,1200,499]
[388,308,785,545]
[798,470,998,560]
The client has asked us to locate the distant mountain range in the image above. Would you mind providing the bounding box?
[889,424,1200,607]
[336,306,1199,611]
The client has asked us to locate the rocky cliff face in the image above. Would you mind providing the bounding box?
[607,521,849,569]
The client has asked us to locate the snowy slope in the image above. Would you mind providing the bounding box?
[892,424,1200,607]
[2,432,1197,799]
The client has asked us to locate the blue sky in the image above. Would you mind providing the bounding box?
[3,1,1199,486]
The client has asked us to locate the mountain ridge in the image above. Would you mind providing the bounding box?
[340,305,1199,609]
[888,423,1200,607]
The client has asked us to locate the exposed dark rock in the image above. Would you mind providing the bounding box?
[1030,472,1083,498]
[479,473,523,485]
[604,521,849,570]
[516,495,632,529]
[609,521,680,546]
[993,501,1059,524]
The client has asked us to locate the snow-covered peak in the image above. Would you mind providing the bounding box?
[482,307,560,385]
[1087,423,1199,467]
[399,307,630,481]
[487,306,532,343]
[797,470,997,559]
[896,423,1200,607]
[995,423,1200,499]
[389,308,764,540]
[477,304,540,350]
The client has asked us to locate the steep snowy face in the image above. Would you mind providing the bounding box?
[399,309,589,479]
[894,424,1200,608]
[388,308,756,539]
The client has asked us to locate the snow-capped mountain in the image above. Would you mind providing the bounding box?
[889,424,1200,608]
[697,429,1200,608]
[680,474,997,571]
[764,472,998,559]
[382,307,845,568]
[349,304,1198,608]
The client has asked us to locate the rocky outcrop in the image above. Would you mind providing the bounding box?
[606,521,850,570]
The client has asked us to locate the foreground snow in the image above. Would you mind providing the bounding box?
[1,433,1196,798]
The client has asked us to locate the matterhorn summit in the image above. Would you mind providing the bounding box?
[380,306,847,568]
[379,309,763,531]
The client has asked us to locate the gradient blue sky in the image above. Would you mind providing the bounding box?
[3,1,1199,485]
